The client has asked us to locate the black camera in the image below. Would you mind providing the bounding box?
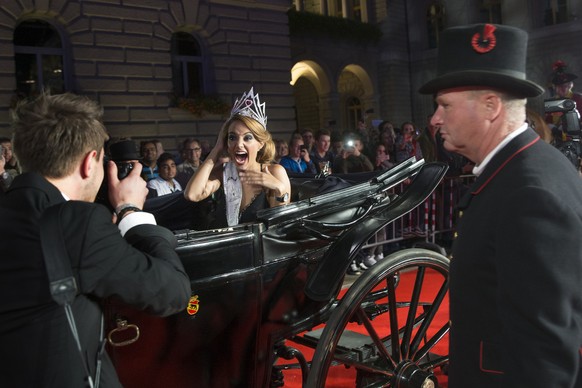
[108,139,140,180]
[544,98,582,169]
[96,139,140,211]
[116,161,134,180]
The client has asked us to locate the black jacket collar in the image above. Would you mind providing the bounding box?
[458,128,540,209]
[7,172,66,205]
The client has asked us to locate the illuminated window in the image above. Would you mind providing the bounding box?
[13,20,67,97]
[171,32,205,97]
[427,2,446,49]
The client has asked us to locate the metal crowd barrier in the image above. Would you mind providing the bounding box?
[362,174,476,253]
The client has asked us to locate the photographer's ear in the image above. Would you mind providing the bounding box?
[81,150,100,179]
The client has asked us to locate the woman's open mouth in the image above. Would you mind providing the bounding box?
[234,151,248,165]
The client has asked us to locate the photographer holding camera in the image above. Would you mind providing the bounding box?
[279,136,316,174]
[543,61,582,171]
[0,92,191,387]
[332,133,374,174]
[545,61,582,130]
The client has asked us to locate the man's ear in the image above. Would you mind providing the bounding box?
[80,150,98,179]
[483,93,503,120]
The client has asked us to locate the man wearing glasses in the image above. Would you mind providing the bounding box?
[176,138,202,187]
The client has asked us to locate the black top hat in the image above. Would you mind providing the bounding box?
[419,24,544,98]
[551,60,578,85]
[108,139,140,161]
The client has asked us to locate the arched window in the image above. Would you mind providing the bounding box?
[171,32,205,97]
[427,2,446,49]
[544,0,569,25]
[13,20,67,97]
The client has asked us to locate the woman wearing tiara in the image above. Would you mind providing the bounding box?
[184,87,291,227]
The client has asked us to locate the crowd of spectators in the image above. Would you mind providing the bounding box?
[4,98,569,277]
[0,116,468,249]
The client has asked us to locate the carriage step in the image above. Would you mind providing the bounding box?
[304,328,383,362]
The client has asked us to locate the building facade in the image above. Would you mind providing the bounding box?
[0,0,580,151]
[0,0,297,150]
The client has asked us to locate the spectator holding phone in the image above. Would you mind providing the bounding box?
[0,138,19,191]
[0,144,9,193]
[279,136,316,174]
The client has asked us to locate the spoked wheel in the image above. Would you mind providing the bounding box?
[306,248,450,388]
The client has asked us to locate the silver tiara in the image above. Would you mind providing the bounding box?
[230,87,267,128]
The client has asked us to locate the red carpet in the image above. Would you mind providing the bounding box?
[277,269,449,387]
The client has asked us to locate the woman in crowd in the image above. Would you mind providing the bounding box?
[184,87,291,227]
[395,121,423,163]
[376,121,397,162]
[274,138,289,163]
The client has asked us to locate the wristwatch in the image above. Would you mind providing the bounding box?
[115,203,142,224]
[275,192,289,203]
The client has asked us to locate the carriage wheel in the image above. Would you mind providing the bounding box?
[306,248,450,388]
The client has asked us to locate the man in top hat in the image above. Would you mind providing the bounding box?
[420,24,582,387]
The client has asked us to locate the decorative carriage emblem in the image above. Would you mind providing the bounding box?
[186,295,200,316]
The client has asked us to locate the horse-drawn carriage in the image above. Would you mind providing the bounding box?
[104,158,451,388]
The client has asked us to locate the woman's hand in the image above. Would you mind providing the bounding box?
[239,164,291,206]
[239,166,280,191]
[184,127,226,202]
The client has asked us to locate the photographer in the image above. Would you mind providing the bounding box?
[545,60,582,133]
[279,136,316,174]
[0,92,191,387]
[332,133,373,174]
[544,98,582,172]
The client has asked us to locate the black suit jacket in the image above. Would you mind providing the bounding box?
[0,173,191,387]
[449,128,582,387]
